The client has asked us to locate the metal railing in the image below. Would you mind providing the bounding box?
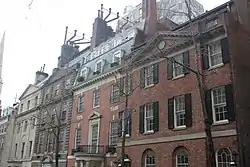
[72,145,117,155]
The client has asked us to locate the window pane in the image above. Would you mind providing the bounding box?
[209,41,222,67]
[176,151,189,167]
[212,87,228,122]
[144,103,154,132]
[174,96,186,127]
[217,148,232,167]
[173,54,184,77]
[109,121,118,145]
[145,66,154,86]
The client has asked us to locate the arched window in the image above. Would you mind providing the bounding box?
[142,149,156,167]
[173,147,189,167]
[216,148,232,167]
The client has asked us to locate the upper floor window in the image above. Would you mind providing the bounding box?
[34,96,38,106]
[81,68,88,79]
[202,38,230,70]
[55,84,60,96]
[110,84,120,103]
[168,51,189,80]
[27,100,30,110]
[20,104,23,113]
[93,89,100,108]
[205,84,235,124]
[23,120,28,132]
[168,94,192,130]
[113,51,122,64]
[114,38,122,47]
[208,41,222,67]
[212,86,227,122]
[65,78,71,89]
[109,121,118,146]
[216,148,232,167]
[140,63,159,88]
[75,128,81,148]
[139,102,159,134]
[118,110,132,137]
[95,60,102,74]
[77,95,84,113]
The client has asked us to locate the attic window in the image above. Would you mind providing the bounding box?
[86,54,91,62]
[81,68,88,79]
[114,38,122,47]
[205,18,219,29]
[95,60,103,74]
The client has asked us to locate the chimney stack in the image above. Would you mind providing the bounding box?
[142,0,158,37]
[35,70,48,85]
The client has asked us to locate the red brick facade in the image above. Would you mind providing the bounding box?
[67,2,241,167]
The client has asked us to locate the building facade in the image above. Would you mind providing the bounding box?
[7,71,48,167]
[31,67,77,167]
[67,0,246,167]
[0,105,17,167]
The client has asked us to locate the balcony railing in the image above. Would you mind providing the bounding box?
[72,145,117,155]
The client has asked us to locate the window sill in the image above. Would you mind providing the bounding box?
[120,134,130,138]
[93,105,100,109]
[208,63,224,70]
[143,130,154,135]
[172,74,185,80]
[173,126,187,131]
[144,84,155,89]
[212,120,229,126]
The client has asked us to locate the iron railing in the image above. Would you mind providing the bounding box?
[72,145,117,155]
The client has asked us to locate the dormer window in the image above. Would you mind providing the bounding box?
[81,68,88,79]
[94,60,103,75]
[114,38,122,47]
[86,54,91,62]
[111,50,123,67]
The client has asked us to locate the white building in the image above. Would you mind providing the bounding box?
[7,70,48,167]
[117,0,204,31]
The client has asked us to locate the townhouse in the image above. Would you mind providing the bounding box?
[31,44,80,167]
[65,0,250,167]
[7,70,48,167]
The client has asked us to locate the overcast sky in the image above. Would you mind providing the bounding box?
[0,0,228,108]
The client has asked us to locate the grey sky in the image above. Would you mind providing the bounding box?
[0,0,228,108]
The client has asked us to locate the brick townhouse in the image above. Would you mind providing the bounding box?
[67,0,250,167]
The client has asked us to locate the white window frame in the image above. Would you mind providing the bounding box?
[145,152,155,167]
[120,111,130,137]
[109,121,118,146]
[216,148,232,167]
[173,54,184,78]
[211,86,228,124]
[88,118,100,153]
[144,65,154,87]
[144,103,154,133]
[174,95,186,128]
[81,68,88,79]
[93,89,100,108]
[77,95,84,113]
[114,38,122,47]
[95,60,103,73]
[112,51,123,64]
[74,128,81,149]
[111,85,120,103]
[176,151,189,167]
[208,40,223,68]
[55,84,60,96]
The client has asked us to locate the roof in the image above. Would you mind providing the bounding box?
[19,84,39,100]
